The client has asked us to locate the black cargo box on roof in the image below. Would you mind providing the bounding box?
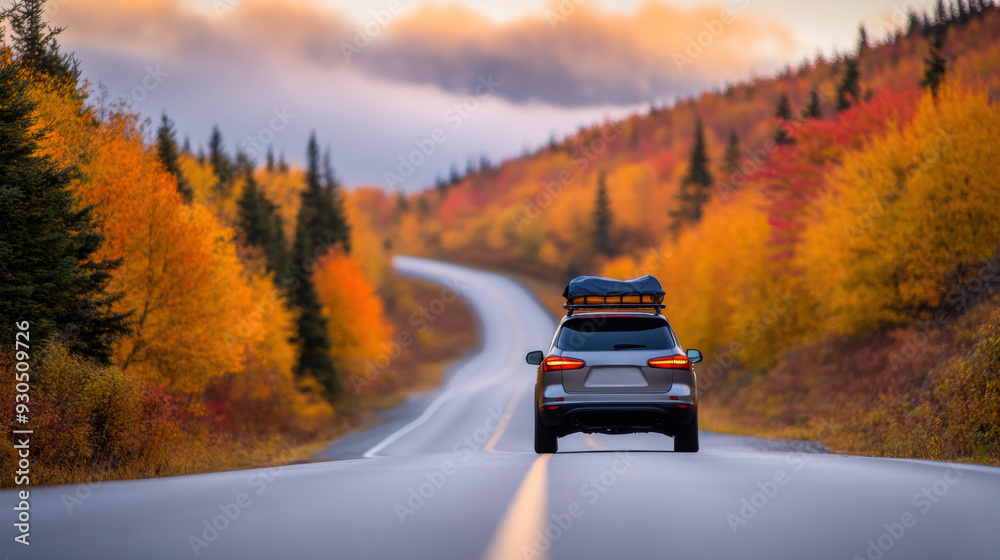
[562,275,665,315]
[562,275,665,300]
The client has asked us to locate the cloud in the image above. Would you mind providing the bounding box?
[54,0,798,107]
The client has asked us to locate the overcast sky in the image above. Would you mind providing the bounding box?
[45,0,937,192]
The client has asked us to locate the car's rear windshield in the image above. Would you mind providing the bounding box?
[556,316,675,351]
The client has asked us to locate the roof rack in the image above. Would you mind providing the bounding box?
[561,276,666,316]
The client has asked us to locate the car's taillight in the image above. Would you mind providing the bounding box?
[647,355,691,370]
[542,356,586,372]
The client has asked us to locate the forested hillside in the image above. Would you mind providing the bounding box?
[359,3,1000,463]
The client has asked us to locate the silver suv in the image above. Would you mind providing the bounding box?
[525,276,702,454]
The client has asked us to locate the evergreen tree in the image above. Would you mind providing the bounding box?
[835,57,861,112]
[669,118,713,235]
[856,25,869,56]
[0,49,130,364]
[321,147,351,253]
[774,93,795,146]
[723,129,741,175]
[921,23,947,97]
[591,171,613,257]
[288,134,352,399]
[237,169,270,251]
[434,175,448,195]
[936,0,948,24]
[207,125,232,193]
[156,113,192,201]
[806,87,823,119]
[3,0,79,84]
[290,218,339,397]
[266,147,275,173]
[236,167,289,276]
[906,10,922,35]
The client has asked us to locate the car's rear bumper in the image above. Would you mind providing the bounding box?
[537,400,696,437]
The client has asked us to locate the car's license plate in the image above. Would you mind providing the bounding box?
[584,367,648,387]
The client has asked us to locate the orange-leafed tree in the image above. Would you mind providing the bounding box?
[313,249,396,394]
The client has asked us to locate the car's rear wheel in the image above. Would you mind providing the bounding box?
[673,412,699,452]
[534,411,558,454]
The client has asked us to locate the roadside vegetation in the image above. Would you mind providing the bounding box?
[0,1,477,486]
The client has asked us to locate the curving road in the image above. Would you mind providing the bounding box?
[4,256,1000,559]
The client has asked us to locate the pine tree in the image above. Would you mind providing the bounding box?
[723,129,740,175]
[774,93,795,145]
[806,87,823,119]
[921,23,947,97]
[3,0,80,84]
[835,57,861,112]
[208,125,232,193]
[321,147,351,253]
[935,0,948,24]
[906,10,922,35]
[236,167,289,276]
[856,25,869,56]
[0,49,130,364]
[591,171,613,257]
[669,118,713,235]
[237,169,270,250]
[288,134,350,398]
[290,218,339,396]
[156,113,192,201]
[266,147,275,173]
[297,136,350,259]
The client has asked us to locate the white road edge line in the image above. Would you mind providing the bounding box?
[363,261,536,459]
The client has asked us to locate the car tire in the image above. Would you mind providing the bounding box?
[534,411,558,454]
[673,412,699,452]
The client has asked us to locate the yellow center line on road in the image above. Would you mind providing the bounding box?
[482,454,552,560]
[484,380,531,452]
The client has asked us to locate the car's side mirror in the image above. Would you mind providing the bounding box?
[686,349,703,364]
[525,350,544,365]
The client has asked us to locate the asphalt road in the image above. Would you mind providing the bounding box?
[4,256,1000,560]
